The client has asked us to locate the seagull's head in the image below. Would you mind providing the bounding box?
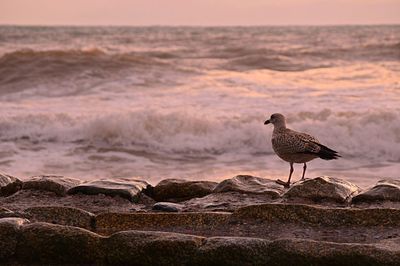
[264,113,286,128]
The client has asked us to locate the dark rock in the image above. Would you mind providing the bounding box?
[0,173,23,197]
[153,202,184,212]
[196,237,400,265]
[352,179,400,203]
[0,217,29,260]
[68,178,149,202]
[183,192,277,212]
[16,222,102,264]
[23,175,81,196]
[283,176,360,203]
[213,175,284,198]
[25,206,95,230]
[104,230,204,265]
[195,236,271,265]
[267,238,400,266]
[232,203,400,226]
[96,212,231,235]
[153,179,217,202]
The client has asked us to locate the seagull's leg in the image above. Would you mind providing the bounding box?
[276,162,293,188]
[301,163,307,180]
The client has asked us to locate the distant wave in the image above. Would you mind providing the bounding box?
[1,109,399,162]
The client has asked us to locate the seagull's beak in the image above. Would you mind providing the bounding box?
[264,120,270,125]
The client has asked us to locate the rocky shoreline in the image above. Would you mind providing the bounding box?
[1,173,400,265]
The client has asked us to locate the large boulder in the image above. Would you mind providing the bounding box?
[152,179,217,202]
[352,179,400,204]
[0,173,23,197]
[0,217,29,260]
[283,176,360,203]
[25,206,95,230]
[16,222,103,264]
[213,175,284,198]
[23,175,81,196]
[104,230,204,265]
[68,178,150,202]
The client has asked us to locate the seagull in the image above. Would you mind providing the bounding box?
[264,113,340,188]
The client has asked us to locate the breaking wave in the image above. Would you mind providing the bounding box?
[1,109,399,162]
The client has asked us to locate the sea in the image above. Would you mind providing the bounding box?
[0,25,399,187]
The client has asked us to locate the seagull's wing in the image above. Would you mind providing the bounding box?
[272,129,320,155]
[289,129,340,159]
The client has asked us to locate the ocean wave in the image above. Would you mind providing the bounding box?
[0,48,170,89]
[1,109,399,162]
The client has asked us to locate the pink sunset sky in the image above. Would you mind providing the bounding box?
[1,0,399,26]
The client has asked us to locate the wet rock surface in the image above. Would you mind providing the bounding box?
[213,175,285,198]
[68,178,150,202]
[352,179,400,204]
[0,173,23,197]
[23,175,81,196]
[283,176,360,203]
[152,179,217,202]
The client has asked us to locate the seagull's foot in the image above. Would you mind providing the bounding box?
[276,179,290,188]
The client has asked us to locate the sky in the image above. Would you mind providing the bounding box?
[1,0,399,26]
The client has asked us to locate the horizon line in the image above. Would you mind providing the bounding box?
[1,22,399,28]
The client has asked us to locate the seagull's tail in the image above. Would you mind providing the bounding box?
[314,143,341,160]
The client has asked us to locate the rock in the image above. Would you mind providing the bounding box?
[23,175,81,196]
[194,236,271,265]
[183,192,277,212]
[153,202,184,212]
[16,222,103,264]
[104,230,204,265]
[213,175,284,198]
[25,206,95,230]
[0,217,29,260]
[0,207,21,218]
[96,212,231,235]
[352,179,400,203]
[283,176,360,203]
[152,179,217,202]
[0,206,13,214]
[232,203,400,226]
[68,178,150,202]
[0,173,23,197]
[196,237,400,265]
[267,238,400,266]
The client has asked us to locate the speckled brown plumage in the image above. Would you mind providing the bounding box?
[264,113,340,187]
